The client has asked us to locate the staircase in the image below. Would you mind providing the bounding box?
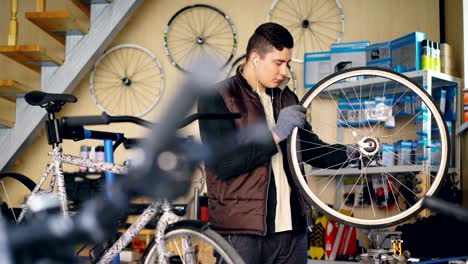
[0,0,144,171]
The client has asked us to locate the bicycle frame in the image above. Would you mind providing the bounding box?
[14,108,144,263]
[17,122,202,264]
[18,142,193,264]
[97,200,189,264]
[17,144,127,223]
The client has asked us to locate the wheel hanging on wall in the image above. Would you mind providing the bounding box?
[267,0,345,63]
[226,54,298,94]
[89,44,165,117]
[164,4,238,72]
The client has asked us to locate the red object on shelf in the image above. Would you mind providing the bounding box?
[324,219,357,260]
[464,91,467,122]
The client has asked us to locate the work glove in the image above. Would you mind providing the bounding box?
[272,105,307,141]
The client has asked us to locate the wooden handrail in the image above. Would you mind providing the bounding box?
[36,0,46,12]
[7,0,47,45]
[7,0,18,46]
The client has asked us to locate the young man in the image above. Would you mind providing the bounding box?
[198,22,349,263]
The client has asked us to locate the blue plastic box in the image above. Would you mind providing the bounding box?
[304,51,331,88]
[330,41,370,73]
[366,41,392,69]
[390,32,426,72]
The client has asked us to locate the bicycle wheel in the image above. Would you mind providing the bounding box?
[90,44,164,117]
[226,54,298,93]
[164,4,238,72]
[0,173,36,223]
[287,67,449,228]
[141,221,244,264]
[267,0,344,63]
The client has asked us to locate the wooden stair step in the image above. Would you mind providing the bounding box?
[69,0,90,17]
[0,97,15,128]
[0,80,36,95]
[68,0,113,18]
[0,45,64,73]
[25,11,89,45]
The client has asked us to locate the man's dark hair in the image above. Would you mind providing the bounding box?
[246,22,294,60]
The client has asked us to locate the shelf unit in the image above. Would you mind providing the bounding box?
[308,166,458,177]
[307,165,426,177]
[321,70,460,98]
[404,70,462,182]
[411,70,462,181]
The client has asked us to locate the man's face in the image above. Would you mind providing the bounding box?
[256,47,292,89]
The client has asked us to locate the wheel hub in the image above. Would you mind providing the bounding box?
[196,36,205,44]
[357,136,381,156]
[122,77,131,86]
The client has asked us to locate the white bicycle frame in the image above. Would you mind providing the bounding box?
[17,145,196,264]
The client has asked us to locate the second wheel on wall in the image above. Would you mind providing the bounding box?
[90,44,165,117]
[164,4,238,72]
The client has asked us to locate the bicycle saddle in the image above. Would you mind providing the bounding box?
[25,91,77,106]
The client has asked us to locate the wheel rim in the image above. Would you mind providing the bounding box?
[288,67,449,228]
[145,229,237,264]
[90,44,164,117]
[267,0,344,63]
[164,4,238,72]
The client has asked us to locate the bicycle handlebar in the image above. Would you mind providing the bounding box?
[61,112,153,128]
[422,196,468,223]
[61,112,241,129]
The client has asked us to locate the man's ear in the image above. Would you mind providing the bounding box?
[250,52,260,64]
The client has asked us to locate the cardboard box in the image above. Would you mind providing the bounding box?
[391,32,426,72]
[330,41,370,73]
[366,41,392,69]
[304,51,331,88]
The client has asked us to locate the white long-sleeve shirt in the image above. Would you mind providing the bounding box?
[258,91,292,233]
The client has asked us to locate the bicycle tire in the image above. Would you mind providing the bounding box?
[0,173,37,223]
[267,0,345,63]
[164,4,238,72]
[90,44,165,117]
[287,66,449,228]
[141,220,244,264]
[0,173,36,191]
